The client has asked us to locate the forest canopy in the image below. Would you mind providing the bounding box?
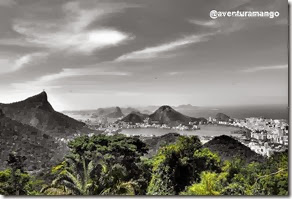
[0,134,288,196]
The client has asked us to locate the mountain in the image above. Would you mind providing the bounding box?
[0,109,66,171]
[203,135,265,163]
[149,105,206,126]
[0,91,86,137]
[105,107,124,118]
[141,133,180,157]
[0,109,4,117]
[175,104,198,109]
[215,113,231,122]
[121,111,148,124]
[91,107,139,118]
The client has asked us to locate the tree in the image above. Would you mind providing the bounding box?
[0,153,43,195]
[147,136,221,195]
[181,172,220,195]
[42,153,98,195]
[218,151,288,196]
[7,153,27,195]
[44,134,149,195]
[252,150,288,195]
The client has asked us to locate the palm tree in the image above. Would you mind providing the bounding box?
[100,180,138,195]
[42,155,139,195]
[98,163,139,195]
[42,154,97,195]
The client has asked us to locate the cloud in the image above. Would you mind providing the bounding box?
[241,65,288,73]
[0,52,48,74]
[189,17,245,36]
[0,0,15,7]
[117,6,264,63]
[189,19,219,27]
[14,52,47,70]
[116,34,212,61]
[38,68,131,82]
[167,71,184,76]
[11,67,131,90]
[12,1,134,54]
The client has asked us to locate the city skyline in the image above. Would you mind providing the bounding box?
[0,0,289,111]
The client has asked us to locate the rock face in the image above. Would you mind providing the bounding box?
[203,135,265,163]
[106,107,124,118]
[215,113,231,122]
[149,105,206,126]
[0,91,86,136]
[121,111,148,124]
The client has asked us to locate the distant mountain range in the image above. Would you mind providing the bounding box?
[120,105,207,126]
[0,91,267,172]
[66,104,288,121]
[203,135,265,163]
[0,92,86,137]
[90,107,138,118]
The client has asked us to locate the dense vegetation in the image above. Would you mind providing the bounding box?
[0,134,288,196]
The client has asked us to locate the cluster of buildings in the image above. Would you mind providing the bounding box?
[81,113,289,158]
[115,121,200,131]
[208,116,289,157]
[84,117,201,134]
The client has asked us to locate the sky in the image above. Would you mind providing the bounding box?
[0,0,289,111]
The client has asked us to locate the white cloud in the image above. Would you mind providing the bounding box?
[11,67,131,90]
[0,52,48,74]
[38,68,130,82]
[116,34,212,61]
[167,71,184,76]
[189,19,219,27]
[241,65,288,73]
[14,52,47,70]
[12,1,133,54]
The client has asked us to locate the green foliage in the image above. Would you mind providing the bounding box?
[220,151,288,196]
[193,148,221,174]
[0,169,13,195]
[1,136,288,196]
[181,172,220,195]
[0,168,43,195]
[0,153,44,195]
[44,134,149,195]
[147,136,221,195]
[252,151,288,196]
[42,153,98,195]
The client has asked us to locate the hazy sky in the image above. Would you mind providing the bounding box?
[0,0,288,111]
